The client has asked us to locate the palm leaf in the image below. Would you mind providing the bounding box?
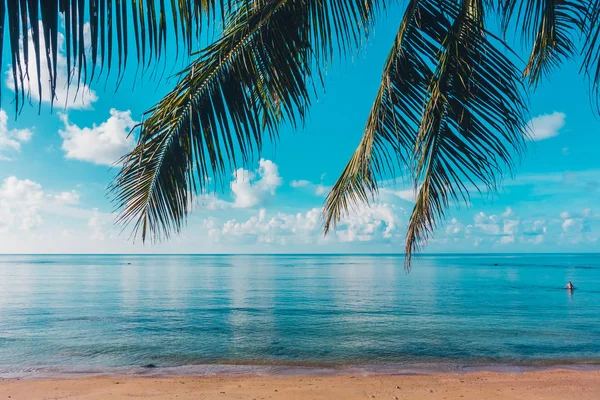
[324,0,528,268]
[581,0,600,111]
[323,0,439,234]
[497,0,587,86]
[111,0,382,243]
[0,0,224,111]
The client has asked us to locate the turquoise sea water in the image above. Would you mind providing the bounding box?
[0,254,599,377]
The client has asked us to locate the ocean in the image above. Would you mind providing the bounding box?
[0,254,599,377]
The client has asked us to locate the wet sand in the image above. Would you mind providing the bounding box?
[1,369,599,399]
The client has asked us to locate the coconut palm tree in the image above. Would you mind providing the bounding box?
[2,1,598,267]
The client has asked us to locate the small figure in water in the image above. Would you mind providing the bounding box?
[565,281,575,290]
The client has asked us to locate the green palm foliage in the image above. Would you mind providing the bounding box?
[2,0,599,267]
[111,0,380,242]
[1,1,224,111]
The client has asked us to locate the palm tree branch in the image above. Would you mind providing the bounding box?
[581,0,600,111]
[324,0,527,268]
[406,0,527,267]
[0,0,225,112]
[112,0,382,243]
[497,0,587,87]
[323,0,426,234]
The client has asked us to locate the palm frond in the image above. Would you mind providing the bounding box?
[407,0,527,267]
[581,0,600,111]
[111,0,382,243]
[497,0,587,86]
[1,0,224,112]
[324,0,527,268]
[323,0,438,234]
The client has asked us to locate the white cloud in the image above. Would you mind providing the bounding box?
[526,112,566,141]
[231,159,282,208]
[88,208,106,241]
[0,109,33,160]
[474,212,501,235]
[381,187,418,203]
[559,211,597,244]
[53,190,80,205]
[209,207,320,245]
[290,179,330,196]
[290,180,310,188]
[502,207,514,218]
[207,203,400,246]
[522,219,547,235]
[59,108,136,166]
[6,21,98,109]
[0,176,44,231]
[194,193,231,211]
[315,184,329,196]
[441,210,553,247]
[0,177,89,234]
[527,235,544,244]
[521,219,546,245]
[470,211,522,245]
[445,218,464,235]
[503,219,520,236]
[334,203,399,242]
[562,218,583,233]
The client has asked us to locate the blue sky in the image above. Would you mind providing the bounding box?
[0,7,598,254]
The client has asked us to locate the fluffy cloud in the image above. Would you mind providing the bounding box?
[231,159,283,208]
[474,212,501,235]
[526,112,566,141]
[189,159,284,211]
[88,208,107,241]
[468,209,538,246]
[205,207,320,245]
[334,203,399,242]
[59,109,136,166]
[559,210,598,244]
[503,219,520,236]
[456,206,598,247]
[448,206,596,247]
[5,21,97,109]
[445,218,470,236]
[206,203,401,246]
[0,109,33,160]
[0,177,44,231]
[0,177,88,233]
[562,218,584,233]
[53,190,80,205]
[472,211,520,244]
[380,187,418,203]
[290,179,330,196]
[521,219,547,244]
[290,180,310,188]
[194,193,231,211]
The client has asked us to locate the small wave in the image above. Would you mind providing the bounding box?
[490,263,595,269]
[3,360,600,379]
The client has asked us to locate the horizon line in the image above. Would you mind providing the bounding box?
[0,252,599,256]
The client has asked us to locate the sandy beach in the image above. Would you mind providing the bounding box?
[1,370,599,399]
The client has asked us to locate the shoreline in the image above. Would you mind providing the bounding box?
[3,361,600,380]
[2,369,599,399]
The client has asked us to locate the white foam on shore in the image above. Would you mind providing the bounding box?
[3,361,600,380]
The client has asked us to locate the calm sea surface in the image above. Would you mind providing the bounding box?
[0,254,599,377]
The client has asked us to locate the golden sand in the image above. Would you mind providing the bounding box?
[1,369,599,399]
